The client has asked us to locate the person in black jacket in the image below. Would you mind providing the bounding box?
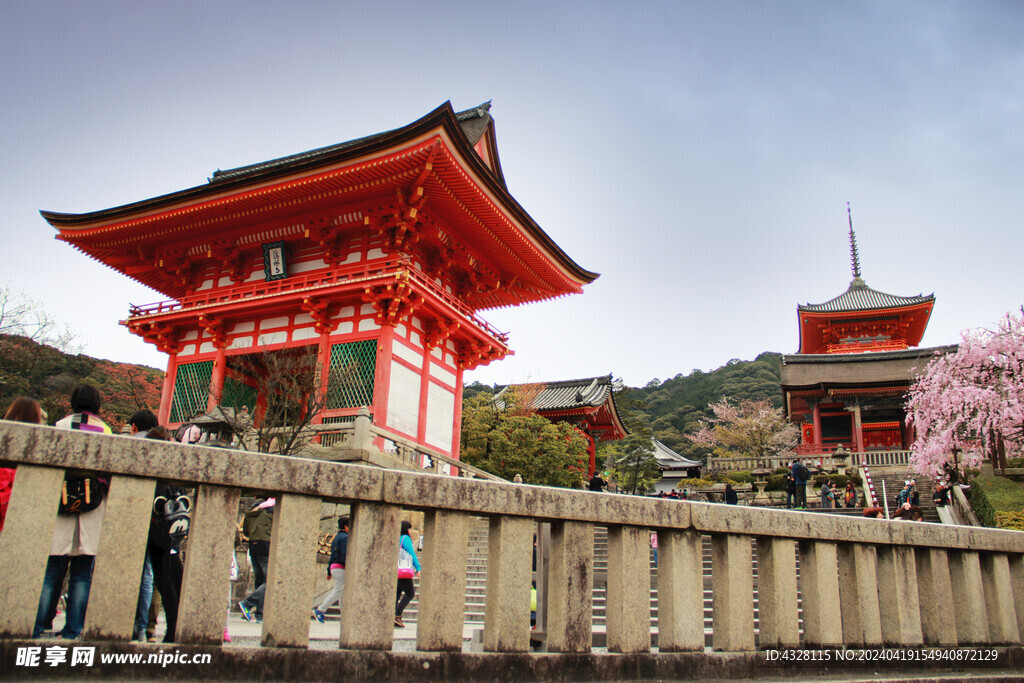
[312,517,349,623]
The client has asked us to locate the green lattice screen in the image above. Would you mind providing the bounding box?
[221,376,257,411]
[170,361,213,423]
[326,340,377,410]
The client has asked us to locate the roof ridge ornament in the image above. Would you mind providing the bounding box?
[847,202,866,288]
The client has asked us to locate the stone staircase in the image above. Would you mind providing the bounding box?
[870,469,941,523]
[344,517,806,649]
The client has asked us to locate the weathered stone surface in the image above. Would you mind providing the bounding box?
[876,545,923,647]
[0,421,384,503]
[340,502,401,650]
[1010,554,1024,644]
[756,537,799,648]
[606,525,651,653]
[178,484,241,645]
[915,547,957,646]
[711,533,754,652]
[799,540,843,647]
[83,475,156,641]
[980,552,1021,645]
[416,509,471,652]
[262,493,321,648]
[547,520,594,653]
[0,464,64,637]
[657,529,704,652]
[382,468,691,528]
[948,549,990,644]
[837,542,882,647]
[483,515,533,652]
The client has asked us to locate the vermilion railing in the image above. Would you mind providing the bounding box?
[126,258,509,344]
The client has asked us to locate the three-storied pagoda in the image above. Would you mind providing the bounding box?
[781,208,952,454]
[43,102,597,460]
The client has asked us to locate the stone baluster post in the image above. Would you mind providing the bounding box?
[1009,554,1024,644]
[606,524,652,653]
[0,464,64,637]
[547,521,594,653]
[799,540,843,647]
[875,545,923,646]
[837,542,882,647]
[83,475,157,640]
[711,534,755,651]
[980,553,1021,645]
[339,502,402,650]
[915,547,957,646]
[483,515,533,652]
[947,550,989,644]
[416,509,471,651]
[178,484,242,645]
[657,529,705,652]
[261,493,322,648]
[756,537,800,648]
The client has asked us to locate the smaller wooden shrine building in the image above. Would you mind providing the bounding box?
[42,102,597,461]
[493,375,628,476]
[781,210,952,454]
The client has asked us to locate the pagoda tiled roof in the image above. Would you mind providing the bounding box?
[651,438,702,469]
[493,375,615,411]
[209,103,496,185]
[799,278,934,313]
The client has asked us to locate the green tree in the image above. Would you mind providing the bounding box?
[460,390,588,487]
[607,433,660,495]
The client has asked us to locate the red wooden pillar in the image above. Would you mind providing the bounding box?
[417,347,432,466]
[372,325,394,450]
[159,354,179,426]
[450,364,465,465]
[207,346,227,413]
[812,401,822,450]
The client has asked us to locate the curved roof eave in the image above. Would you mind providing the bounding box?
[41,101,598,286]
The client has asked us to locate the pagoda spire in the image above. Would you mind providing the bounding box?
[847,202,865,288]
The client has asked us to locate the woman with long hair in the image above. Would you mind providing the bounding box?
[394,520,421,628]
[2,397,45,533]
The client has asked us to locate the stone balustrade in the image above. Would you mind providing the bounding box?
[1,421,1023,672]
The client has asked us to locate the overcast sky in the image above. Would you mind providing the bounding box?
[2,1,1022,389]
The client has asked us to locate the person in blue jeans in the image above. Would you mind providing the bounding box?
[34,385,112,639]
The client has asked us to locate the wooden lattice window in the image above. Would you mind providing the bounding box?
[326,340,377,410]
[170,361,213,423]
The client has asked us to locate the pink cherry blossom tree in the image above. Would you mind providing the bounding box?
[687,397,797,468]
[906,310,1024,478]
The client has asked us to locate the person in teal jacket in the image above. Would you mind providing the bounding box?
[394,520,421,628]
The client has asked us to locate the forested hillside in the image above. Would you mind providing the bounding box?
[0,334,163,430]
[463,351,784,463]
[626,352,783,459]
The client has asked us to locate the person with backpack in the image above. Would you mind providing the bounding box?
[176,414,203,444]
[33,384,112,639]
[790,460,810,509]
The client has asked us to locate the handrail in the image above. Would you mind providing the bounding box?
[1,420,1021,661]
[125,258,510,345]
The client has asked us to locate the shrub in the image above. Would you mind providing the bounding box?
[969,475,1024,528]
[773,467,789,475]
[685,477,716,489]
[723,471,754,484]
[765,474,787,491]
[1007,457,1024,469]
[994,510,1024,531]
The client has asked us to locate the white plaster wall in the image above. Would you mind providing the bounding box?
[387,362,420,437]
[425,383,455,453]
[392,340,422,366]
